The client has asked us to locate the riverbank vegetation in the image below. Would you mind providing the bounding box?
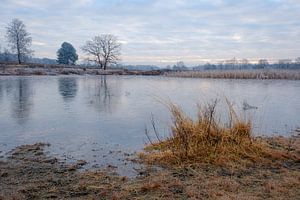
[137,101,300,199]
[165,69,300,80]
[141,101,299,166]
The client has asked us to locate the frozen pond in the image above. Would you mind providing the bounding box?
[0,75,299,175]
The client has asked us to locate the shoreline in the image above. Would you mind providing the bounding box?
[1,63,300,80]
[0,134,299,199]
[0,64,162,76]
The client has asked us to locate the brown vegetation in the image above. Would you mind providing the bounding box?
[137,101,300,199]
[165,69,300,80]
[141,101,299,168]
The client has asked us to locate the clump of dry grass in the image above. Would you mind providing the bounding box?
[142,100,297,167]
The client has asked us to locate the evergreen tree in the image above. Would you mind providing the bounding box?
[57,42,78,65]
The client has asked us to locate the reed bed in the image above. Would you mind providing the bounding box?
[165,69,300,80]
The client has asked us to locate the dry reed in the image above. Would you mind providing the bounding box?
[165,69,300,80]
[142,100,297,167]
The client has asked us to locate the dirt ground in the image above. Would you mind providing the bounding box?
[0,136,299,200]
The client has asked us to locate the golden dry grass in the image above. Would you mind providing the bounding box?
[141,100,299,168]
[134,101,300,199]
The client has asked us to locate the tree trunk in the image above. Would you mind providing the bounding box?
[97,55,102,69]
[17,52,21,64]
[16,34,21,64]
[103,58,108,70]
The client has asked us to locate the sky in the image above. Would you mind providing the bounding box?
[0,0,300,66]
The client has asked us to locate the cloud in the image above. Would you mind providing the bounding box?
[0,0,299,65]
[232,34,242,42]
[32,41,47,46]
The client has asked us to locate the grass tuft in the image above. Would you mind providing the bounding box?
[142,100,298,167]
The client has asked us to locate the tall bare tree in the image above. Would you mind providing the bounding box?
[81,34,121,70]
[6,19,33,64]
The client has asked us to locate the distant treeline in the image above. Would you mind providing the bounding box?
[0,50,57,65]
[191,61,300,70]
[167,59,300,71]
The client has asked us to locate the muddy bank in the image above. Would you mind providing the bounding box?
[0,143,129,199]
[0,63,162,76]
[0,136,300,199]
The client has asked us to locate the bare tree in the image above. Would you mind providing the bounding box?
[6,19,33,64]
[81,34,121,70]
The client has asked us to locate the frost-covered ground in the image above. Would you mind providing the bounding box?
[0,63,162,76]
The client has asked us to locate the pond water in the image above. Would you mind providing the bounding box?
[0,75,299,175]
